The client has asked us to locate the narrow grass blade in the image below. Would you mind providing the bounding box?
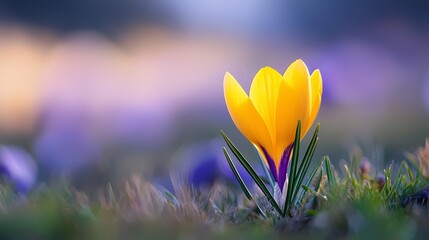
[324,156,336,190]
[302,185,327,201]
[381,164,393,197]
[385,164,393,189]
[297,160,323,204]
[291,138,319,206]
[404,153,422,179]
[220,131,283,214]
[402,161,415,182]
[393,174,404,193]
[223,148,266,217]
[313,167,324,193]
[291,125,320,205]
[223,148,253,200]
[309,168,325,208]
[299,161,323,208]
[284,121,301,216]
[294,124,320,190]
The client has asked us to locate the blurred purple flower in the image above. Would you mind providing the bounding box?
[0,145,37,193]
[190,155,219,187]
[34,107,100,175]
[376,173,386,191]
[359,158,372,176]
[184,140,255,188]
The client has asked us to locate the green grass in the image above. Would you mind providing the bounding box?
[0,144,429,239]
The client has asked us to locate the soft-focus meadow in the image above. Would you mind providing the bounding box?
[1,1,429,239]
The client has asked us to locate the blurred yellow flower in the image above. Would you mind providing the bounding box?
[223,59,322,190]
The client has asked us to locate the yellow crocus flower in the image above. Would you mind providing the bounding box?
[223,59,322,191]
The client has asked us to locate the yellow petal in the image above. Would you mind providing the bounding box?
[223,72,272,151]
[304,69,323,134]
[249,66,283,140]
[275,60,311,163]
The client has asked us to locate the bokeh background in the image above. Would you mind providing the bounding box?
[0,0,429,192]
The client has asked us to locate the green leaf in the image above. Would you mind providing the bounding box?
[300,162,324,208]
[297,160,323,204]
[403,161,415,182]
[324,156,336,190]
[291,125,320,205]
[222,148,266,217]
[220,131,283,215]
[294,124,320,190]
[385,164,393,189]
[382,164,393,198]
[284,120,301,216]
[302,185,327,201]
[313,167,324,193]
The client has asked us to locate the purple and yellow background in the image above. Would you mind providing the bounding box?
[0,0,428,190]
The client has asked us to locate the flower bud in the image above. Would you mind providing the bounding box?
[376,174,386,190]
[359,158,371,176]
